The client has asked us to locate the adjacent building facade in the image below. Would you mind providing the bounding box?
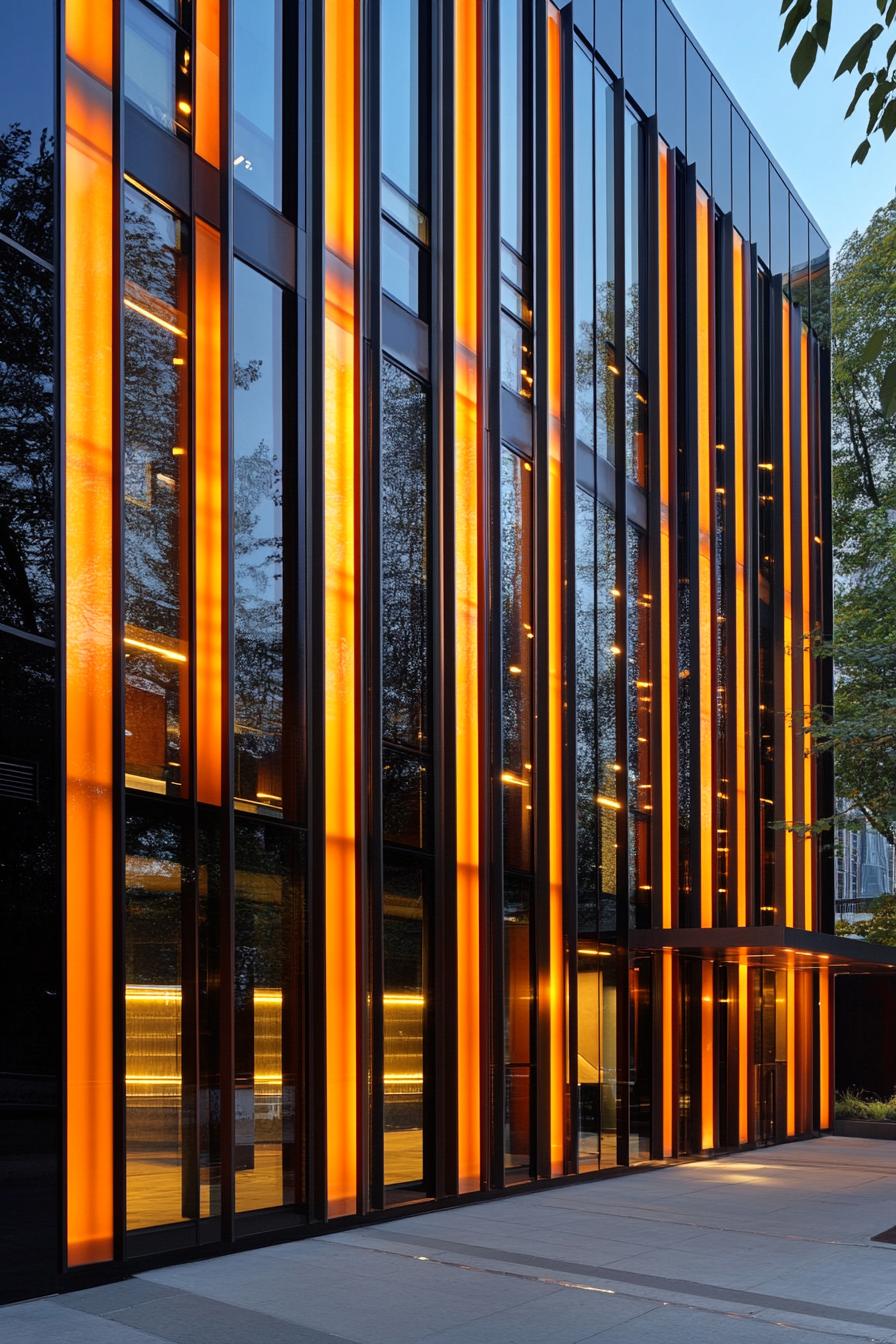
[2,0,873,1305]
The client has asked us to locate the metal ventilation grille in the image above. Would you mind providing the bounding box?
[0,757,38,803]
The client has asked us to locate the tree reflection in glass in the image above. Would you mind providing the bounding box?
[123,183,189,796]
[500,448,534,873]
[233,260,284,816]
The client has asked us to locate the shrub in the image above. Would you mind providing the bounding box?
[835,1088,896,1121]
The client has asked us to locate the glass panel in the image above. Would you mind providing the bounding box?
[382,180,428,242]
[790,198,810,319]
[381,360,428,749]
[197,812,222,1221]
[124,0,183,137]
[0,2,55,259]
[573,44,594,450]
[383,746,428,849]
[0,634,58,1281]
[624,109,643,367]
[596,74,615,461]
[597,504,618,932]
[731,111,750,240]
[383,863,427,1198]
[500,311,533,400]
[628,528,652,928]
[809,226,830,345]
[233,0,283,207]
[234,819,305,1214]
[623,0,655,117]
[629,957,652,1161]
[750,137,770,265]
[504,873,532,1178]
[626,361,647,486]
[711,80,731,215]
[595,0,621,75]
[500,449,534,874]
[656,2,685,152]
[575,491,598,1167]
[125,809,187,1231]
[123,183,189,798]
[381,219,423,315]
[233,261,284,818]
[381,0,422,205]
[771,169,790,290]
[0,242,55,636]
[686,44,711,191]
[500,0,524,254]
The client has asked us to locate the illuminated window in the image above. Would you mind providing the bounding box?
[124,0,191,140]
[123,181,189,798]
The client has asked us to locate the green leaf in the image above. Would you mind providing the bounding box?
[814,0,833,49]
[888,0,896,26]
[852,137,872,162]
[847,71,875,117]
[880,358,896,416]
[836,23,884,78]
[780,0,797,12]
[780,0,812,49]
[861,328,887,362]
[881,96,896,137]
[791,29,819,85]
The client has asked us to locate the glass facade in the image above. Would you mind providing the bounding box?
[0,0,845,1302]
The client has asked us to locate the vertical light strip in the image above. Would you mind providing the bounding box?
[738,961,749,1144]
[65,0,115,1267]
[786,963,796,1135]
[454,0,481,1195]
[733,235,748,929]
[800,327,813,931]
[195,220,223,806]
[818,965,830,1129]
[324,0,358,1218]
[657,142,673,931]
[547,1,564,1177]
[662,949,673,1156]
[196,0,221,167]
[781,301,794,927]
[696,192,713,928]
[701,960,714,1150]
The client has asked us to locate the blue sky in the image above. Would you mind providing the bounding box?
[672,0,895,256]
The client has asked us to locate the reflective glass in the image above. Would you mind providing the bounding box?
[0,1,55,259]
[382,361,429,748]
[656,3,685,152]
[711,80,731,214]
[596,504,618,931]
[686,43,711,192]
[573,44,594,449]
[627,528,652,929]
[625,360,647,486]
[234,819,305,1214]
[750,137,770,264]
[383,747,428,849]
[381,0,422,204]
[596,74,615,460]
[0,242,54,636]
[790,198,810,318]
[234,0,283,207]
[125,0,178,136]
[623,0,655,117]
[500,310,533,400]
[124,810,187,1230]
[731,110,750,240]
[809,226,830,344]
[770,168,790,288]
[500,449,534,874]
[503,873,532,1178]
[629,957,652,1160]
[624,110,643,366]
[500,0,524,254]
[233,261,285,817]
[383,863,427,1198]
[595,0,621,75]
[123,184,189,797]
[382,219,423,315]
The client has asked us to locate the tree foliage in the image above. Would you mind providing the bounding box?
[835,894,896,944]
[809,199,896,847]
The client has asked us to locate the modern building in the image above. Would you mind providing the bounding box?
[3,0,895,1308]
[835,800,895,921]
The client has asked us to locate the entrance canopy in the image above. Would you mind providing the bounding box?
[629,926,896,972]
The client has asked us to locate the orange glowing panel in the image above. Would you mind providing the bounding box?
[800,327,813,930]
[738,962,748,1144]
[65,0,115,1268]
[658,142,673,931]
[696,192,713,929]
[701,961,714,1150]
[818,966,830,1129]
[196,0,220,167]
[547,2,564,1177]
[786,964,796,1135]
[454,0,482,1196]
[733,235,748,929]
[781,302,794,927]
[195,220,223,805]
[324,0,357,1218]
[662,949,673,1157]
